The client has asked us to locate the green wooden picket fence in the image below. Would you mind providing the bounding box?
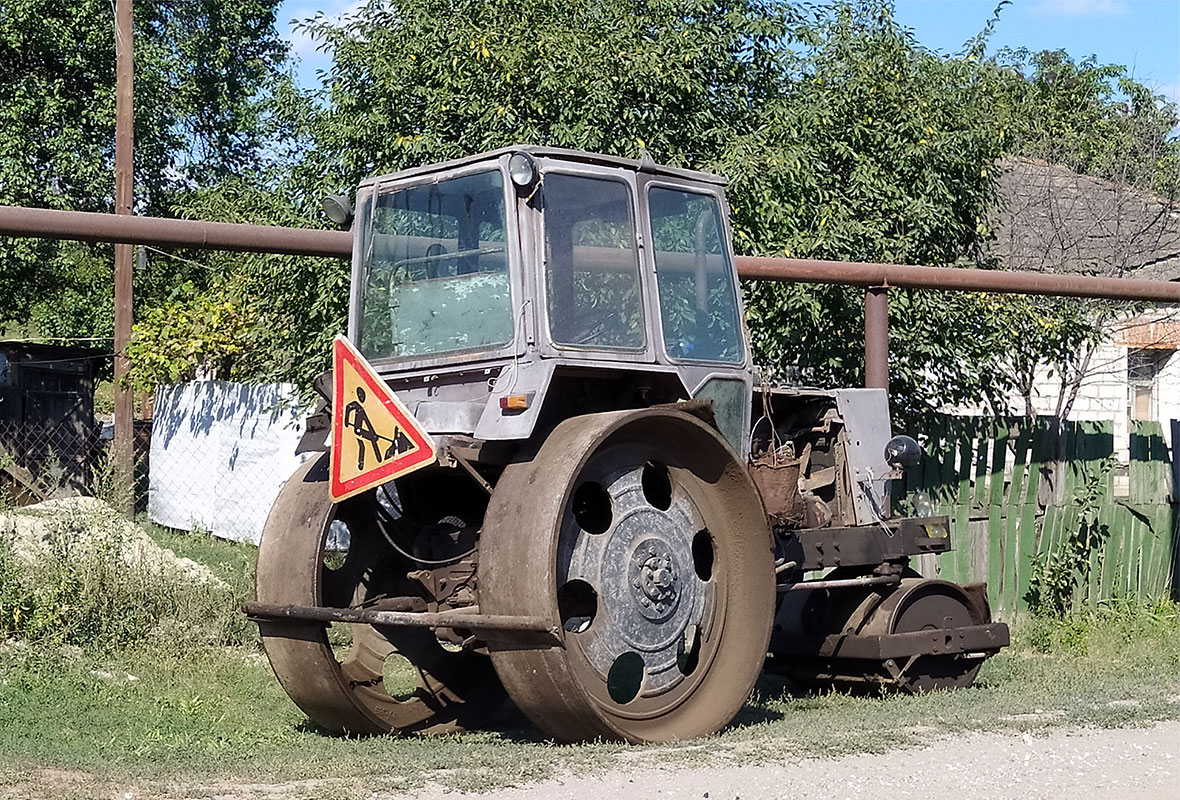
[900,415,1179,619]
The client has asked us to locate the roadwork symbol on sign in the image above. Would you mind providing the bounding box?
[329,335,437,501]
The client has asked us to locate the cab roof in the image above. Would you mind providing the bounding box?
[358,145,728,189]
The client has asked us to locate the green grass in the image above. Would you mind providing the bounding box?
[0,516,1177,799]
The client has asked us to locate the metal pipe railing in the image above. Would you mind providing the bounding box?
[0,206,352,258]
[3,205,1177,389]
[734,255,1180,302]
[734,255,1179,389]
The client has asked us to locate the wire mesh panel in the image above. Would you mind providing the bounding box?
[147,381,309,543]
[0,419,105,504]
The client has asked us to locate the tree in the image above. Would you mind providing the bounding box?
[276,0,1027,416]
[987,51,1180,421]
[127,180,346,394]
[732,3,1046,422]
[201,0,802,392]
[0,0,291,343]
[287,0,795,191]
[125,0,1173,427]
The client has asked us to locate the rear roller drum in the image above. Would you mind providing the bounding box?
[860,577,986,693]
[772,571,988,694]
[255,454,504,735]
[481,409,775,743]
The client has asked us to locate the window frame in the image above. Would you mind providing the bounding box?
[349,157,527,372]
[642,180,749,368]
[534,164,656,362]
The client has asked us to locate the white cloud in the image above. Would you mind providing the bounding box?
[281,0,365,59]
[1031,0,1130,17]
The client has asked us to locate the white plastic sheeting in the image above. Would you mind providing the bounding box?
[148,381,310,543]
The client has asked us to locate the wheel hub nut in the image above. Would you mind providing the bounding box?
[629,539,680,620]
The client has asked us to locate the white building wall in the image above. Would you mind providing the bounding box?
[1022,341,1131,462]
[959,335,1178,465]
[1158,350,1180,449]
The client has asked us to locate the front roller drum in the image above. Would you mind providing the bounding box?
[480,409,776,743]
[254,454,503,735]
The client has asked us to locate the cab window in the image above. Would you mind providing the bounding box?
[648,187,744,364]
[543,173,645,350]
[359,169,512,360]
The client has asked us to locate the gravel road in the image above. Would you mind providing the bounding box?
[395,720,1180,800]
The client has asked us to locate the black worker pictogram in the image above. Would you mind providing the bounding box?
[343,386,414,472]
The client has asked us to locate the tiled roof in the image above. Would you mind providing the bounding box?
[989,157,1180,281]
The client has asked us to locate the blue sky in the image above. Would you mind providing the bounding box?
[893,0,1180,106]
[277,0,1180,107]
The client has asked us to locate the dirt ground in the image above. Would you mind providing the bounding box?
[393,720,1180,800]
[5,720,1177,800]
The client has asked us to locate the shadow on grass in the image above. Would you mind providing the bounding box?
[289,680,789,745]
[288,697,548,744]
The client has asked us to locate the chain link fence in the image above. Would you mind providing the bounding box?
[0,419,110,503]
[1,382,307,544]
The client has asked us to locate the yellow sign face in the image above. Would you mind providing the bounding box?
[330,335,437,501]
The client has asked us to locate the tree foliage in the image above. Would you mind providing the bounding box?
[999,48,1180,196]
[7,0,1175,421]
[0,0,290,338]
[287,0,795,190]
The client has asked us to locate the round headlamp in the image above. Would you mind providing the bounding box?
[321,193,354,227]
[508,152,538,189]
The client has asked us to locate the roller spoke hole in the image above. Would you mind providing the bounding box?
[607,652,645,704]
[558,579,598,634]
[382,653,420,702]
[641,460,672,511]
[692,529,714,582]
[573,482,612,534]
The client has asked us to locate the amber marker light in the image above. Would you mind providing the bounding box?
[499,393,533,412]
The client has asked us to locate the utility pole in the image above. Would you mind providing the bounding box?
[114,0,134,515]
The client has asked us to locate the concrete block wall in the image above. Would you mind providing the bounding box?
[1025,341,1131,462]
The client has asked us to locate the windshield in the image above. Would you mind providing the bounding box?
[358,169,513,360]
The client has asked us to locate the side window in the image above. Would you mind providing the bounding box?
[648,188,744,363]
[543,174,645,349]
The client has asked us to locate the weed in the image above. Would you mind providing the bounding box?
[1026,456,1114,618]
[0,502,253,651]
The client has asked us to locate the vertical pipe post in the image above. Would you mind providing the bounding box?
[864,286,889,391]
[114,0,134,515]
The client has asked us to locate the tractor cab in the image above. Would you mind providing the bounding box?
[346,147,752,452]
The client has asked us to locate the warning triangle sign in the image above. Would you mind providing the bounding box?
[329,335,437,502]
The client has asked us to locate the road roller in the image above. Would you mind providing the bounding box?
[244,147,1009,743]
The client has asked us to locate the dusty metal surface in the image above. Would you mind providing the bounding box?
[479,409,775,743]
[254,454,504,736]
[245,601,560,642]
[787,518,952,572]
